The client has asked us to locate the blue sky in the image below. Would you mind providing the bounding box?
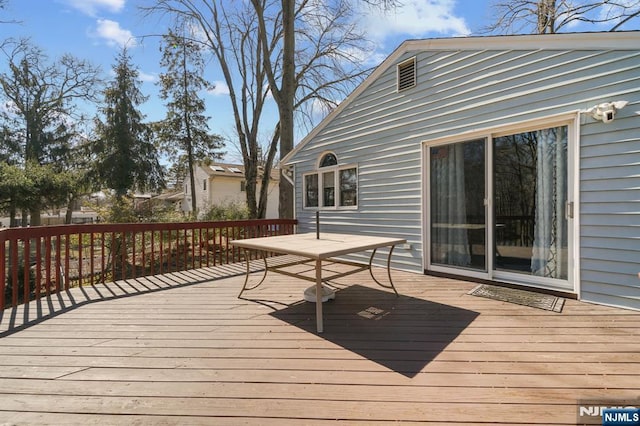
[0,0,635,162]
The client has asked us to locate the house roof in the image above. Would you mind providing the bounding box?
[281,30,640,165]
[153,191,183,202]
[201,163,280,181]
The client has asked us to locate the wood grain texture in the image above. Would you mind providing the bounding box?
[0,257,638,424]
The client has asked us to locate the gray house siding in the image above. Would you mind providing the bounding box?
[287,33,640,310]
[580,113,640,310]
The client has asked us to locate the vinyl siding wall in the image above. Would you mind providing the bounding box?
[289,40,640,309]
[580,114,640,310]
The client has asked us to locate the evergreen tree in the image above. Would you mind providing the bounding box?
[157,27,224,219]
[93,48,164,200]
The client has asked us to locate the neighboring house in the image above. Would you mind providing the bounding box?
[183,163,280,218]
[151,191,184,211]
[283,31,640,311]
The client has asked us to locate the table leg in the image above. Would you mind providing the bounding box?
[316,258,323,333]
[367,246,399,297]
[238,249,269,298]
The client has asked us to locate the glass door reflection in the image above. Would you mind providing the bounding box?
[430,139,486,271]
[493,126,568,279]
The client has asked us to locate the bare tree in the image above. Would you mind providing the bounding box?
[483,0,640,34]
[143,0,278,219]
[252,0,295,219]
[251,0,399,218]
[0,39,101,225]
[143,0,380,219]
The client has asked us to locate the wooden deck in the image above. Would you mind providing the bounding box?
[0,257,638,425]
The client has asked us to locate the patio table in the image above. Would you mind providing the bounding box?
[230,232,406,332]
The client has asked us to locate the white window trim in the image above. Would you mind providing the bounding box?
[303,173,319,209]
[303,162,359,211]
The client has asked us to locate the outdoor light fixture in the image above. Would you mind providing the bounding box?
[586,100,629,123]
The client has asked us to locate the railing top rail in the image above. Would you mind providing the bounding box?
[0,218,297,242]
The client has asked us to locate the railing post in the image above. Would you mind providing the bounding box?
[120,231,126,281]
[132,230,136,279]
[158,228,162,273]
[78,233,83,287]
[11,239,18,308]
[36,237,42,300]
[0,233,6,309]
[90,232,95,287]
[65,234,70,294]
[23,238,30,305]
[54,235,61,291]
[152,229,156,274]
[141,231,146,277]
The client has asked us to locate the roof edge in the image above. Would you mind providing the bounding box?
[402,30,640,51]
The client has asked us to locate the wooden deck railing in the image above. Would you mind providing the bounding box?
[0,219,297,311]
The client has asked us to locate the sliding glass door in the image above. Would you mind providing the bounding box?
[430,139,486,271]
[493,127,568,280]
[428,123,572,289]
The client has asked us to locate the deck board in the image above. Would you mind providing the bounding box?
[0,257,639,425]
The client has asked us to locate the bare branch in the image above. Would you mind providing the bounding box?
[142,0,386,217]
[482,0,640,34]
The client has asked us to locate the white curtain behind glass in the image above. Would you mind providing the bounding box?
[431,144,470,266]
[532,126,568,279]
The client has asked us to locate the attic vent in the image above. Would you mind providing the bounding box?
[397,57,416,91]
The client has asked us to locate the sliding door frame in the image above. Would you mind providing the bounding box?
[422,113,580,294]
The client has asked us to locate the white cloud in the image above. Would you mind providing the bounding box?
[358,0,471,41]
[336,46,387,68]
[310,98,340,119]
[93,19,136,48]
[62,0,125,17]
[138,71,158,83]
[207,81,230,96]
[596,1,638,30]
[263,83,273,100]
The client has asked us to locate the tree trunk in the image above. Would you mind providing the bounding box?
[9,202,17,228]
[258,169,270,219]
[180,39,199,221]
[244,157,259,218]
[187,147,198,220]
[65,197,74,224]
[29,206,41,226]
[278,0,295,219]
[537,0,557,34]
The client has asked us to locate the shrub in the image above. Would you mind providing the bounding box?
[201,202,250,221]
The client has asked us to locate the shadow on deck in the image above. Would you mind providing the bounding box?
[268,284,479,378]
[0,262,250,337]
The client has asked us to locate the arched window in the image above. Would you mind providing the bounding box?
[304,152,358,209]
[319,152,338,167]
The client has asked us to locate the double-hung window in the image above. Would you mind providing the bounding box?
[304,152,357,209]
